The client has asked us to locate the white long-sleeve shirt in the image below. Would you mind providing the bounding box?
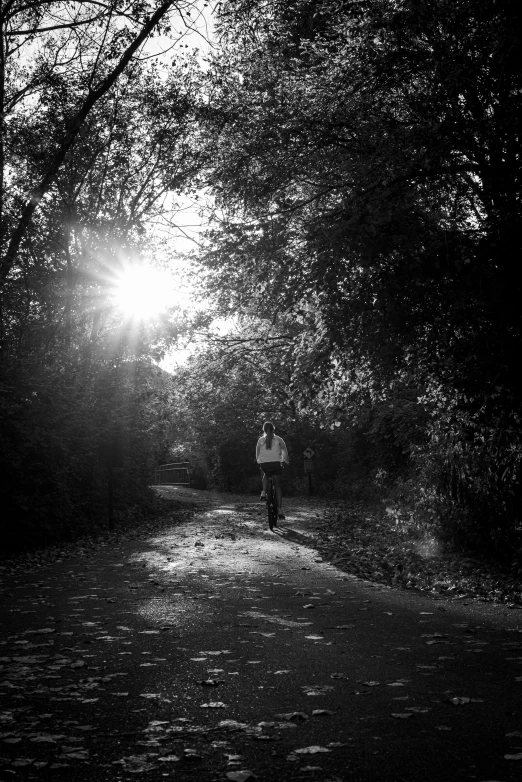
[256,434,289,464]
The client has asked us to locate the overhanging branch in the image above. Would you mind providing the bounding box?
[1,0,176,284]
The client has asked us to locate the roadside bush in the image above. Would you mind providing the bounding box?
[410,383,522,559]
[0,357,173,551]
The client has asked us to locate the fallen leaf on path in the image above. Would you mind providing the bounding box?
[447,696,470,705]
[199,650,231,656]
[218,720,250,731]
[29,734,63,743]
[242,611,312,627]
[60,749,89,760]
[200,702,226,708]
[113,755,157,773]
[277,712,309,722]
[144,721,169,733]
[183,750,202,760]
[302,685,334,696]
[195,679,223,686]
[95,635,123,642]
[226,771,256,782]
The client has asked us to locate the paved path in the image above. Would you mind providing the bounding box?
[1,487,522,782]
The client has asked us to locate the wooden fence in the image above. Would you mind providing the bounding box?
[154,462,190,485]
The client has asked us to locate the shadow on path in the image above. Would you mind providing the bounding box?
[0,487,521,781]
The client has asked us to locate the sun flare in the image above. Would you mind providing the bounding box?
[112,265,176,320]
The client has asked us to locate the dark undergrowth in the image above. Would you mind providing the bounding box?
[0,493,203,576]
[315,499,522,607]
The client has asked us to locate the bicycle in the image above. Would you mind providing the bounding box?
[266,473,279,531]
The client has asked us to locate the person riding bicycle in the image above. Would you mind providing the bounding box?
[256,421,289,520]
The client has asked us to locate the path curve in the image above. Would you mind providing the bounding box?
[1,487,521,781]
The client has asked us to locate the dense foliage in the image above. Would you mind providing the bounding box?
[0,1,202,547]
[2,1,521,563]
[166,315,428,508]
[186,0,522,557]
[166,318,343,493]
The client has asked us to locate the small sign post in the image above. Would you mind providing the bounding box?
[303,447,316,495]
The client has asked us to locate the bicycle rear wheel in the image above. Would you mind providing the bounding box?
[267,479,278,530]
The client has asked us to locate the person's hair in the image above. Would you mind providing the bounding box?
[263,420,275,450]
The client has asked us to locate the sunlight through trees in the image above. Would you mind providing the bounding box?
[2,1,522,563]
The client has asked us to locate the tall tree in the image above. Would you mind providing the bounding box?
[194,0,522,547]
[0,0,206,545]
[0,1,195,280]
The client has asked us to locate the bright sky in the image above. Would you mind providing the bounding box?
[138,2,217,370]
[12,1,217,371]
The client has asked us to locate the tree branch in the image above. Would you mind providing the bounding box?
[1,1,134,24]
[1,0,176,283]
[5,17,102,35]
